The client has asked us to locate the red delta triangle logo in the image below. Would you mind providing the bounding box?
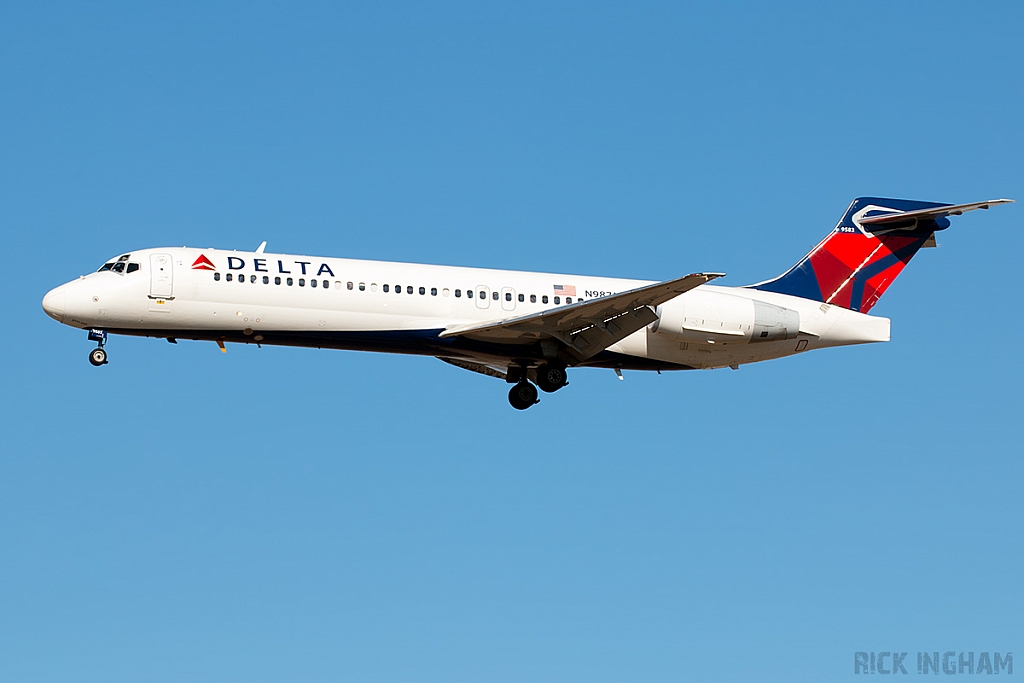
[191,254,216,271]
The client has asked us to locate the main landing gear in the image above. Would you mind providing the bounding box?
[536,363,568,393]
[506,364,569,410]
[508,381,539,411]
[87,329,108,366]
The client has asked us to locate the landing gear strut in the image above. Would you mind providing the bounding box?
[88,329,108,366]
[508,381,539,410]
[536,364,568,393]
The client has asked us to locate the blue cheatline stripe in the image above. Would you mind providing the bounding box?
[103,326,697,371]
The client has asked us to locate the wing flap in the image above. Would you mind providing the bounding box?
[558,305,660,361]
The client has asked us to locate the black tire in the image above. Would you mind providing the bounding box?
[89,347,107,366]
[536,364,568,393]
[508,382,539,410]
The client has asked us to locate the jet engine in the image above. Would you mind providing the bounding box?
[652,289,800,344]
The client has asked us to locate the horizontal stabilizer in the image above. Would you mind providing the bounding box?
[858,199,1013,226]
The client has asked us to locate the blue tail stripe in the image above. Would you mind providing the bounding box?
[752,258,824,301]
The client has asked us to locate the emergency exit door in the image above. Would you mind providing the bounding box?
[475,285,490,309]
[501,287,516,311]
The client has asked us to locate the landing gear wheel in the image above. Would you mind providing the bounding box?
[536,364,568,393]
[508,382,539,410]
[89,347,107,366]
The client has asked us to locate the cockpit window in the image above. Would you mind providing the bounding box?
[98,254,131,272]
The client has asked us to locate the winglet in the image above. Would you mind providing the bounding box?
[255,241,267,253]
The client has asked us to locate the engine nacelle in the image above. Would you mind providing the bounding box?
[651,290,800,344]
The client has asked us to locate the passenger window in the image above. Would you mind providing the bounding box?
[505,292,512,301]
[112,262,125,273]
[370,283,377,292]
[442,288,450,297]
[263,276,269,284]
[347,282,353,290]
[530,294,536,303]
[419,286,425,295]
[214,272,221,281]
[542,295,549,303]
[566,297,572,304]
[334,281,341,289]
[395,284,401,293]
[311,279,317,288]
[299,278,306,287]
[275,276,281,285]
[287,277,294,286]
[407,286,413,294]
[431,287,437,296]
[554,296,560,304]
[465,290,471,298]
[323,280,329,289]
[383,284,390,293]
[479,290,486,299]
[518,293,524,302]
[226,273,233,282]
[492,291,498,300]
[251,275,257,283]
[359,282,365,291]
[126,262,140,274]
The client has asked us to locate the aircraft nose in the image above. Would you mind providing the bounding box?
[42,285,67,322]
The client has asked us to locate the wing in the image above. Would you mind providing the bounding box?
[439,272,724,363]
[438,357,508,380]
[858,198,1013,226]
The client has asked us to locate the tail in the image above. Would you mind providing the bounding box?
[749,196,1012,313]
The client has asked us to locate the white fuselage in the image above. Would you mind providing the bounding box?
[42,247,890,371]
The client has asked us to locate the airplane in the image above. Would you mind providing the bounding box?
[42,196,1011,410]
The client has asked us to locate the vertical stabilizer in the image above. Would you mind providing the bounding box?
[748,197,1011,312]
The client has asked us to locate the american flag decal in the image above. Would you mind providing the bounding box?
[553,284,576,296]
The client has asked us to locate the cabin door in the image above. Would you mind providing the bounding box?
[149,253,174,312]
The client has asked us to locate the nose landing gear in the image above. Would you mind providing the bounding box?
[87,329,108,366]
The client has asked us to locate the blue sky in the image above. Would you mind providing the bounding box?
[1,2,1021,681]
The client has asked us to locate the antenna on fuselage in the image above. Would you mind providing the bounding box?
[255,241,267,253]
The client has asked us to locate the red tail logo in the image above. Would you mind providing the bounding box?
[191,254,216,270]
